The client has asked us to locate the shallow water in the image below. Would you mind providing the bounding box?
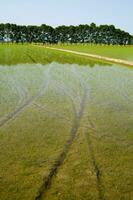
[0,62,133,121]
[0,62,133,200]
[0,62,133,143]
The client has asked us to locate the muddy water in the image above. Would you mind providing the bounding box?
[0,62,133,200]
[0,62,133,125]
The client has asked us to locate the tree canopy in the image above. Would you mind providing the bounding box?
[0,23,132,45]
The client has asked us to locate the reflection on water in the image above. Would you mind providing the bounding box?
[0,62,133,131]
[0,62,133,200]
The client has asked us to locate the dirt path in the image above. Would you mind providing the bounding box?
[37,45,133,67]
[35,86,88,200]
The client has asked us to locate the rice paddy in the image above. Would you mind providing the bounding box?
[0,44,133,200]
[48,44,133,61]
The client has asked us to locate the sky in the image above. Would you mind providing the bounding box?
[0,0,133,34]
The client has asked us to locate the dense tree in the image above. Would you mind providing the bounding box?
[0,23,132,45]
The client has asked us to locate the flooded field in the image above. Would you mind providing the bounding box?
[0,45,133,200]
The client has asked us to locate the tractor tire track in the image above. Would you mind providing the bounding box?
[0,65,51,128]
[26,53,37,63]
[0,95,39,127]
[35,87,88,200]
[8,74,29,107]
[84,130,105,200]
[81,90,105,200]
[0,84,48,128]
[55,83,78,118]
[0,53,38,127]
[72,66,105,200]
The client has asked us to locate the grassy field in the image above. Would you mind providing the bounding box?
[0,44,109,66]
[0,44,133,200]
[48,44,133,61]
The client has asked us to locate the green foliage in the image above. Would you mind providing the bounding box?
[0,23,132,45]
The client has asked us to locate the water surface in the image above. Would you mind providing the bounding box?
[0,62,133,200]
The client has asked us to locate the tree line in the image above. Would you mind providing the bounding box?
[0,23,132,45]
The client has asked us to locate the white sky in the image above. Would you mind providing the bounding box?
[0,0,132,34]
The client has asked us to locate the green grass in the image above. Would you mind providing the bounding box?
[0,44,109,66]
[48,43,133,61]
[0,44,133,200]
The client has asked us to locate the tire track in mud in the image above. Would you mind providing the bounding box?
[80,99,105,200]
[26,52,37,63]
[59,67,105,200]
[0,93,41,127]
[0,74,28,114]
[84,130,105,200]
[8,74,29,107]
[72,68,105,200]
[0,66,51,128]
[34,87,88,200]
[82,91,104,199]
